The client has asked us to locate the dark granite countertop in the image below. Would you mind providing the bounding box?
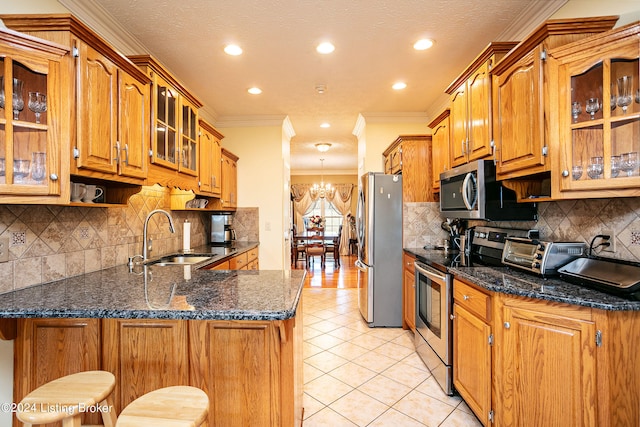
[404,247,640,312]
[0,242,307,321]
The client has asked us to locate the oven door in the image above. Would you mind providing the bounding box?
[414,261,454,395]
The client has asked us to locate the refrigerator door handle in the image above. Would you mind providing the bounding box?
[355,259,368,272]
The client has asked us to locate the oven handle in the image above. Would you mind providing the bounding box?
[414,261,446,282]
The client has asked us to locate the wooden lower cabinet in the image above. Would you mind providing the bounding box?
[12,303,302,427]
[402,252,416,331]
[189,318,301,427]
[493,295,597,427]
[14,318,102,427]
[452,280,492,426]
[101,318,190,415]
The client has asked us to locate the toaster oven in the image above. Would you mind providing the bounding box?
[502,238,586,276]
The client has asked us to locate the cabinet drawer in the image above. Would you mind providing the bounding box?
[229,252,248,269]
[403,253,416,272]
[247,248,259,262]
[454,280,490,322]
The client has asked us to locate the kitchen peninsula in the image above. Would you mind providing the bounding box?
[0,245,305,427]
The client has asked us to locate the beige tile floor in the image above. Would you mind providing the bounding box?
[302,287,483,427]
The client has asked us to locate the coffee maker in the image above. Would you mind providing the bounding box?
[211,214,236,245]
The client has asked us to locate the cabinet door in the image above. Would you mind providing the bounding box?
[211,137,222,195]
[453,304,491,426]
[199,126,213,193]
[499,302,596,426]
[0,41,67,202]
[102,318,189,415]
[467,61,493,162]
[402,254,415,331]
[179,97,198,176]
[431,114,450,190]
[554,38,640,197]
[494,48,546,177]
[75,39,118,174]
[221,153,238,208]
[450,86,468,167]
[150,74,179,170]
[14,318,101,426]
[118,69,148,179]
[189,320,279,427]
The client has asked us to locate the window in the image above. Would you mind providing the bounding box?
[305,199,342,235]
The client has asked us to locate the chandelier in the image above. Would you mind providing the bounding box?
[309,158,335,200]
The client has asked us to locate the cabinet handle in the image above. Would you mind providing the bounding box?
[450,314,455,320]
[461,140,466,155]
[562,170,569,177]
[504,322,511,329]
[463,295,470,300]
[49,173,58,181]
[114,141,121,165]
[123,143,129,166]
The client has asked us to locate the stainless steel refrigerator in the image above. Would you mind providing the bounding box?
[355,172,403,327]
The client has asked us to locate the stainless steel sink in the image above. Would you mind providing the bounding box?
[145,254,215,266]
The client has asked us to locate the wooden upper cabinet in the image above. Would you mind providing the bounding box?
[492,17,618,181]
[548,21,640,199]
[0,26,69,204]
[198,119,223,197]
[210,148,239,210]
[428,109,450,191]
[128,54,203,190]
[1,14,151,205]
[383,135,435,202]
[446,42,518,168]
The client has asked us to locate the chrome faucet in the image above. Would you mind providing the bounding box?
[142,209,176,261]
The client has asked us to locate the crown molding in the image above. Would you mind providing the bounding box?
[282,116,296,140]
[359,111,428,123]
[58,0,149,55]
[495,0,568,41]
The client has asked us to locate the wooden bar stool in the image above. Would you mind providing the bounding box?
[17,370,117,427]
[115,385,209,427]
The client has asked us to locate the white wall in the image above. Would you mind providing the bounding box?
[219,124,286,269]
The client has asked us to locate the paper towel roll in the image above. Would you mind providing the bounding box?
[183,220,191,251]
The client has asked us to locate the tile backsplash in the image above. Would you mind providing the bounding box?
[0,185,259,294]
[404,198,640,262]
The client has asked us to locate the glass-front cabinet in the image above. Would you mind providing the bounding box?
[152,74,179,169]
[551,23,640,198]
[0,27,68,203]
[179,99,198,176]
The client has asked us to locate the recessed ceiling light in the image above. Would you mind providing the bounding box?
[320,123,331,128]
[413,39,434,50]
[316,42,335,54]
[392,82,407,90]
[224,44,243,56]
[247,87,262,95]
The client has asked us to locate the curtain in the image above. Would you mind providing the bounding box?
[291,184,315,231]
[328,184,354,255]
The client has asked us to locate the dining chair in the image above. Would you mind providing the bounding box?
[305,227,326,269]
[325,224,342,267]
[291,224,306,266]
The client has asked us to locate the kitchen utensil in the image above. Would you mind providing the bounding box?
[28,92,47,124]
[571,101,581,122]
[12,78,24,120]
[70,182,86,202]
[82,184,104,203]
[30,152,46,183]
[13,159,30,183]
[585,97,599,119]
[617,75,633,112]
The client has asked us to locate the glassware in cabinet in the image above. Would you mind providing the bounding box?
[179,101,198,176]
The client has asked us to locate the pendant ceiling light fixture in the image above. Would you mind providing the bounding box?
[309,158,335,200]
[315,142,332,152]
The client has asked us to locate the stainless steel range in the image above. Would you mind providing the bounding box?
[414,225,535,396]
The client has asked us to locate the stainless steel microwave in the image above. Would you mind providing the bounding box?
[439,160,537,221]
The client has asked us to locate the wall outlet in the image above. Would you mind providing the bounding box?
[0,237,8,262]
[602,229,616,253]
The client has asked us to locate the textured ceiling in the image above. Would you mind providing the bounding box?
[63,0,565,174]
